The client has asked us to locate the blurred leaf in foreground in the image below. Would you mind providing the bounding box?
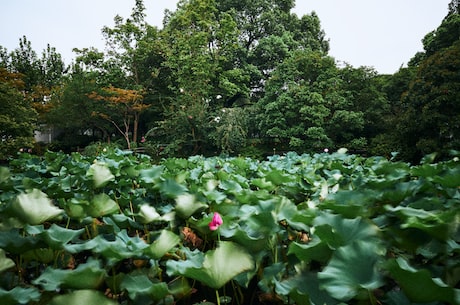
[167,241,254,289]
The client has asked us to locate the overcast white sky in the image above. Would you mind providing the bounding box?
[0,0,451,74]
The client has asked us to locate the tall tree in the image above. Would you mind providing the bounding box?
[257,50,340,152]
[396,40,460,161]
[4,37,65,125]
[0,68,37,159]
[338,65,391,152]
[215,0,329,98]
[153,0,248,155]
[99,0,172,146]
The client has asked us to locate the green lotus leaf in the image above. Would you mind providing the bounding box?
[265,169,293,185]
[138,204,162,223]
[160,179,188,198]
[0,230,40,254]
[386,205,452,241]
[120,273,169,301]
[288,237,332,263]
[12,189,63,225]
[274,273,339,305]
[313,213,380,249]
[48,290,117,305]
[26,224,84,249]
[318,241,385,301]
[22,248,55,264]
[146,229,180,259]
[66,230,148,263]
[87,162,115,188]
[175,193,208,218]
[139,166,164,184]
[33,258,105,291]
[0,249,14,273]
[386,257,460,304]
[89,193,119,217]
[219,179,243,194]
[432,166,460,188]
[0,287,41,305]
[251,178,275,191]
[167,241,254,289]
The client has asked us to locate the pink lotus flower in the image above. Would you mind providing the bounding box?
[209,212,223,231]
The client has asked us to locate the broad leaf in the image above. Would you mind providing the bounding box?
[0,287,40,305]
[12,189,63,225]
[318,241,384,301]
[33,258,105,291]
[120,273,169,301]
[87,162,115,188]
[0,249,14,273]
[138,204,162,223]
[89,193,119,217]
[25,224,84,249]
[313,213,380,249]
[146,229,181,259]
[0,167,9,185]
[175,193,208,218]
[139,166,164,184]
[160,179,188,198]
[48,290,117,305]
[288,237,332,263]
[66,230,148,262]
[167,241,254,289]
[386,258,460,304]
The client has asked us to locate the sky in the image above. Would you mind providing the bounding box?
[0,0,451,74]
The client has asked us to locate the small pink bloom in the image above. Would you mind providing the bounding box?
[209,212,223,231]
[141,136,146,143]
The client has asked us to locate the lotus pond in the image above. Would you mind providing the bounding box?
[0,149,459,305]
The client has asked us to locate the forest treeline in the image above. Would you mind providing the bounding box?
[1,0,459,163]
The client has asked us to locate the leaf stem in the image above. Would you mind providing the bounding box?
[216,289,221,305]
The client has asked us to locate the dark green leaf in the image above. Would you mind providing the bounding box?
[0,249,14,273]
[386,258,460,304]
[318,241,385,301]
[33,258,105,291]
[120,273,169,301]
[0,287,41,305]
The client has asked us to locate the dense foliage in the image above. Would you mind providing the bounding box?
[1,0,458,161]
[0,0,460,163]
[0,149,459,304]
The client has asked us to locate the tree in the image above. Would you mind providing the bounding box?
[89,86,148,150]
[45,70,112,151]
[422,11,460,58]
[391,7,460,162]
[257,50,338,152]
[215,0,329,99]
[2,36,66,127]
[153,0,248,155]
[0,68,37,159]
[337,65,391,153]
[99,0,174,148]
[448,0,459,16]
[396,41,460,161]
